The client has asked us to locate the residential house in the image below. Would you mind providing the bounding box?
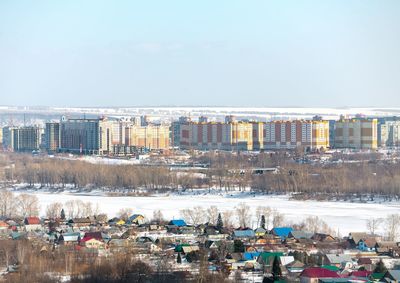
[384,270,400,282]
[10,231,26,240]
[24,217,41,232]
[286,260,306,274]
[299,267,340,283]
[243,252,261,262]
[127,214,145,225]
[58,232,81,245]
[376,241,400,257]
[312,233,336,242]
[324,254,353,268]
[233,229,255,240]
[257,252,284,272]
[288,231,314,240]
[182,245,200,254]
[271,227,293,240]
[84,231,110,242]
[168,219,187,227]
[358,237,377,252]
[0,221,9,231]
[69,218,92,228]
[108,218,125,226]
[348,232,382,249]
[80,237,106,250]
[255,227,267,237]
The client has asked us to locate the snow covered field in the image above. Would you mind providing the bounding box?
[1,106,400,121]
[15,191,399,236]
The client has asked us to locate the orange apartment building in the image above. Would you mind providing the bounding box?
[263,120,330,150]
[179,119,329,151]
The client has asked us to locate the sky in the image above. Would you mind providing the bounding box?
[0,1,399,108]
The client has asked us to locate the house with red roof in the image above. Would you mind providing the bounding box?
[300,267,340,283]
[80,237,106,250]
[24,217,42,232]
[0,221,9,230]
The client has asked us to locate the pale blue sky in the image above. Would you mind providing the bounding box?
[0,1,399,107]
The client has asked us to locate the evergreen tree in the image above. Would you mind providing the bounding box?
[374,260,387,274]
[233,240,245,253]
[60,208,65,220]
[216,213,223,230]
[261,215,266,229]
[272,256,282,281]
[177,252,182,264]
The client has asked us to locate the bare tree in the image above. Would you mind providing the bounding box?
[96,213,108,223]
[235,202,251,228]
[366,218,382,235]
[45,202,63,219]
[16,194,40,217]
[64,200,76,219]
[93,203,101,216]
[82,202,93,217]
[73,200,85,217]
[222,210,234,228]
[0,190,16,218]
[302,216,333,234]
[385,214,400,241]
[272,209,285,227]
[152,210,164,223]
[180,206,205,225]
[206,206,219,225]
[118,208,133,221]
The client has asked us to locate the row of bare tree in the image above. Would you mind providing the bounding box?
[0,191,39,218]
[2,152,400,197]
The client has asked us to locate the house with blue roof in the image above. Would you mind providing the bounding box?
[243,252,261,261]
[271,227,293,240]
[233,229,255,239]
[168,219,187,227]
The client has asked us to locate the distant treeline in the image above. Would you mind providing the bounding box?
[1,152,400,197]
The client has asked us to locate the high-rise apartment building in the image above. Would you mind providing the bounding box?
[2,126,42,152]
[179,117,329,151]
[59,117,114,154]
[171,116,191,147]
[379,120,400,147]
[2,127,16,151]
[334,118,378,149]
[263,120,330,150]
[180,118,260,151]
[128,125,170,150]
[45,122,60,152]
[56,117,170,155]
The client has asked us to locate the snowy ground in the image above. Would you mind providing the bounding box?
[13,190,400,236]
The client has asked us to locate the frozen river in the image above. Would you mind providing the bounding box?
[15,190,400,236]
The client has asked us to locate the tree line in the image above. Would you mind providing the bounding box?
[1,152,400,197]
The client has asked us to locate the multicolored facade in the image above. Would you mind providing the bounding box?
[180,119,329,151]
[180,121,260,151]
[263,120,330,150]
[58,117,170,154]
[334,118,378,149]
